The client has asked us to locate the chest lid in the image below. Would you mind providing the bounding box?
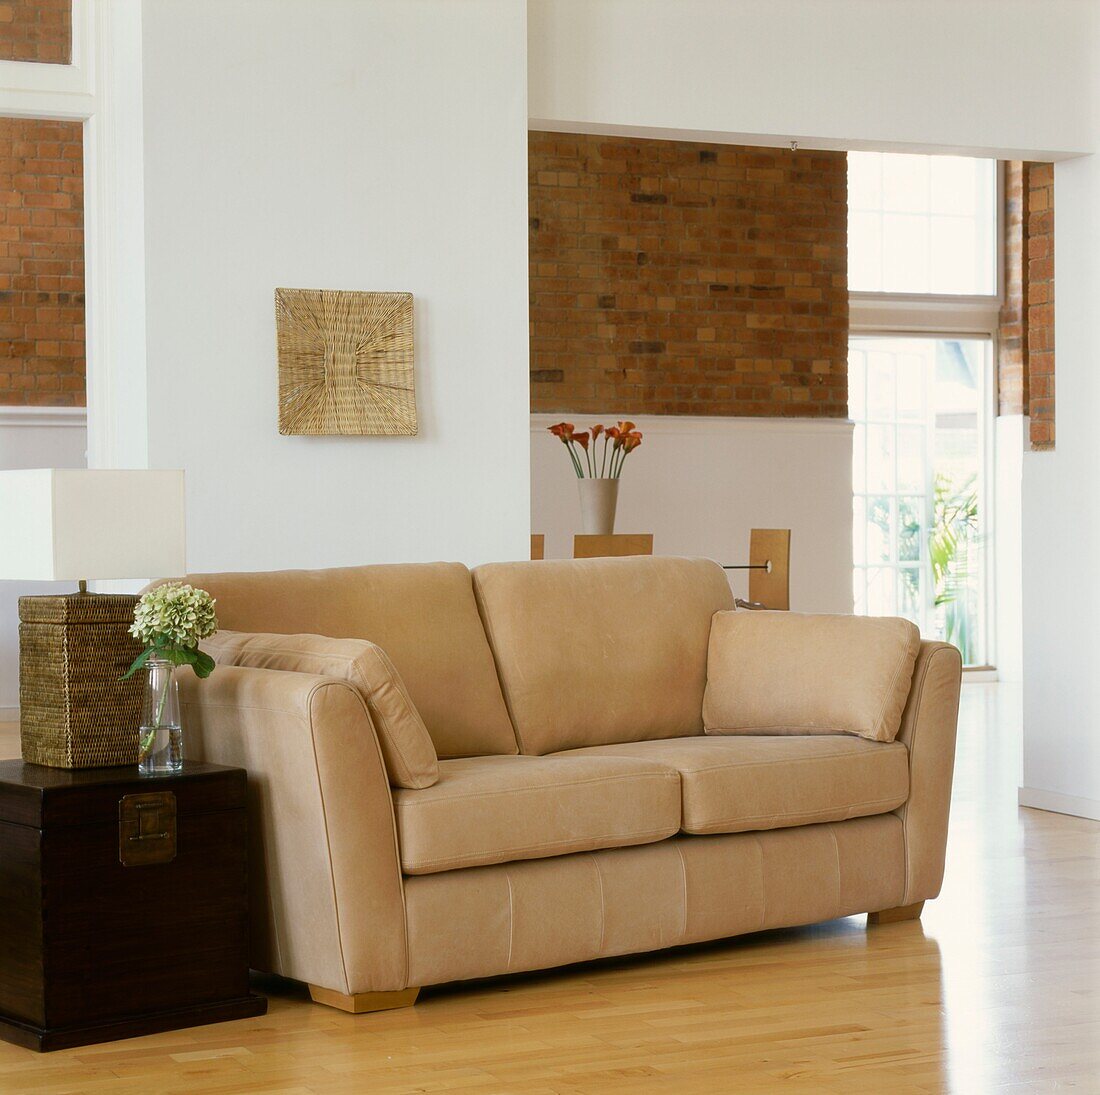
[0,760,246,829]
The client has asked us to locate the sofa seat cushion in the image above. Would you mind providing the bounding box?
[555,736,909,835]
[393,755,681,875]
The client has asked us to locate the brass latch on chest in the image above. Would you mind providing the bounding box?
[118,791,177,866]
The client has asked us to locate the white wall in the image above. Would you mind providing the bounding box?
[132,0,530,572]
[529,0,1095,159]
[0,409,87,716]
[994,415,1026,683]
[531,415,853,613]
[1020,143,1100,819]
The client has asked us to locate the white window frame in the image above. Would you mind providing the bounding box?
[0,0,147,469]
[849,161,1003,670]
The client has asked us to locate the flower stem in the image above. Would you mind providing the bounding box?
[564,441,583,478]
[155,665,171,728]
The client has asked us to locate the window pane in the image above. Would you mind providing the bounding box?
[930,156,977,216]
[867,496,892,563]
[848,152,996,295]
[882,154,929,214]
[852,497,866,566]
[853,570,868,616]
[898,497,923,561]
[897,567,922,625]
[866,568,897,616]
[867,352,895,420]
[896,354,925,419]
[866,426,895,493]
[850,335,988,665]
[930,216,977,294]
[852,424,866,491]
[848,211,882,290]
[882,214,929,292]
[897,427,925,493]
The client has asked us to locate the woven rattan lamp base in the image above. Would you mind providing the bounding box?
[18,594,144,769]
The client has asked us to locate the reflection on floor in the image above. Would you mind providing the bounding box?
[0,683,1096,1092]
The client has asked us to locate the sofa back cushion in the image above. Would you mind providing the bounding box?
[472,556,734,754]
[205,630,439,789]
[174,563,517,758]
[703,610,921,743]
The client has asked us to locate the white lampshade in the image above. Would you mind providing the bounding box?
[0,469,186,581]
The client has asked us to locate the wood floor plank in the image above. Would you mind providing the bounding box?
[0,684,1095,1091]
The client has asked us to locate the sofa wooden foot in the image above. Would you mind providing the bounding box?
[308,985,420,1014]
[868,900,925,925]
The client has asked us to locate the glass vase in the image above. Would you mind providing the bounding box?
[139,656,182,773]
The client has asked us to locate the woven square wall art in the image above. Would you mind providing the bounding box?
[275,288,417,435]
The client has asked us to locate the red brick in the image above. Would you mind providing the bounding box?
[0,117,84,407]
[529,133,847,417]
[0,1,71,64]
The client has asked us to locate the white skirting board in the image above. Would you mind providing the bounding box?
[0,708,15,724]
[1018,786,1100,822]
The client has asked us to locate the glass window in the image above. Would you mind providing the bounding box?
[848,152,997,295]
[850,336,988,665]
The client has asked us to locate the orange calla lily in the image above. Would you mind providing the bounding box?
[549,417,641,480]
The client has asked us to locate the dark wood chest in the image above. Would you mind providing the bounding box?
[0,760,266,1051]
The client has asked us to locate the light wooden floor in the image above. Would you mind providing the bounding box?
[0,684,1096,1092]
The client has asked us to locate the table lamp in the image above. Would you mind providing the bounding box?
[0,469,186,769]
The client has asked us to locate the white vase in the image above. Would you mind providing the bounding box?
[578,478,620,535]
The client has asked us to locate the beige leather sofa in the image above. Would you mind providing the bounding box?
[173,556,962,1014]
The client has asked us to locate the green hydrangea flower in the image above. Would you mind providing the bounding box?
[122,583,219,680]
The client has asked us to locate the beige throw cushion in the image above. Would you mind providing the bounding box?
[703,610,921,743]
[205,630,439,788]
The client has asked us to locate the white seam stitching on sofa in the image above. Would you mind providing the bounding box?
[504,869,515,972]
[590,854,607,954]
[305,681,353,996]
[752,834,766,930]
[827,824,842,917]
[873,631,919,739]
[470,575,527,755]
[673,842,689,943]
[900,644,954,903]
[402,827,679,872]
[686,794,908,832]
[395,770,678,806]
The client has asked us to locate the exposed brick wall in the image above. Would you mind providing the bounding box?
[997,160,1055,449]
[0,116,85,406]
[0,0,71,64]
[529,133,848,417]
[1027,162,1054,450]
[998,162,1027,416]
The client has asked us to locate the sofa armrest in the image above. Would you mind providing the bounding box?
[894,640,963,905]
[179,665,409,994]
